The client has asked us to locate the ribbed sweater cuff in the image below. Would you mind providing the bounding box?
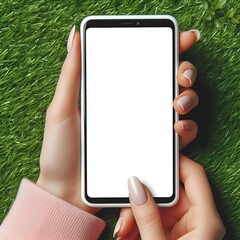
[0,179,105,239]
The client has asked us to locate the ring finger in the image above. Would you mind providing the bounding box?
[177,61,197,88]
[173,89,199,115]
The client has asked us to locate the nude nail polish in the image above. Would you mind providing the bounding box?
[183,69,196,85]
[128,176,147,206]
[113,217,122,238]
[67,25,76,53]
[178,121,190,130]
[177,95,192,111]
[189,29,201,42]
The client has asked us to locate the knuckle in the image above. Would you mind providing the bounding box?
[183,60,197,72]
[46,103,63,121]
[194,162,205,174]
[211,218,226,238]
[189,89,198,98]
[183,60,192,66]
[137,207,160,228]
[46,102,78,124]
[46,103,57,116]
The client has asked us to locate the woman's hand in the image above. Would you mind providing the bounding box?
[126,155,226,240]
[36,28,98,215]
[113,31,226,239]
[37,28,200,219]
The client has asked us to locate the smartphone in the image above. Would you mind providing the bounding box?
[81,15,178,207]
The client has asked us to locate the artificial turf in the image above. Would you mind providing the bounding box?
[0,0,239,239]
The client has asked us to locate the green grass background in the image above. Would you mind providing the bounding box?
[0,0,239,239]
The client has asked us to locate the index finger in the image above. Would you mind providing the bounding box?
[179,154,216,208]
[179,30,200,54]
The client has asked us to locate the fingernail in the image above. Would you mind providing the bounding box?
[67,25,76,53]
[177,96,192,111]
[183,69,196,85]
[113,217,122,238]
[128,176,147,206]
[178,121,190,130]
[189,29,201,42]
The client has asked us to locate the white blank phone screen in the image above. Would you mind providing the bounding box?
[86,27,173,198]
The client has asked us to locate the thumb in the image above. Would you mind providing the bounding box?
[128,176,166,240]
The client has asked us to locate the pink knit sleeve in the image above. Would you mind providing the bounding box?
[0,179,106,239]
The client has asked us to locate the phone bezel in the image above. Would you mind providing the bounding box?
[81,15,179,207]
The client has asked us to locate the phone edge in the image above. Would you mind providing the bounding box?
[80,15,179,208]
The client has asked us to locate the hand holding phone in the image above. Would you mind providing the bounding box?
[123,155,226,240]
[36,22,199,213]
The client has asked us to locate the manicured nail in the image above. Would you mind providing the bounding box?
[113,217,122,238]
[189,29,200,42]
[177,96,192,111]
[178,121,190,130]
[67,25,76,53]
[183,69,196,85]
[128,176,147,206]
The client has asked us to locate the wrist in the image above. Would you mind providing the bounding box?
[37,176,60,197]
[37,176,76,205]
[36,176,100,215]
[0,179,106,240]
